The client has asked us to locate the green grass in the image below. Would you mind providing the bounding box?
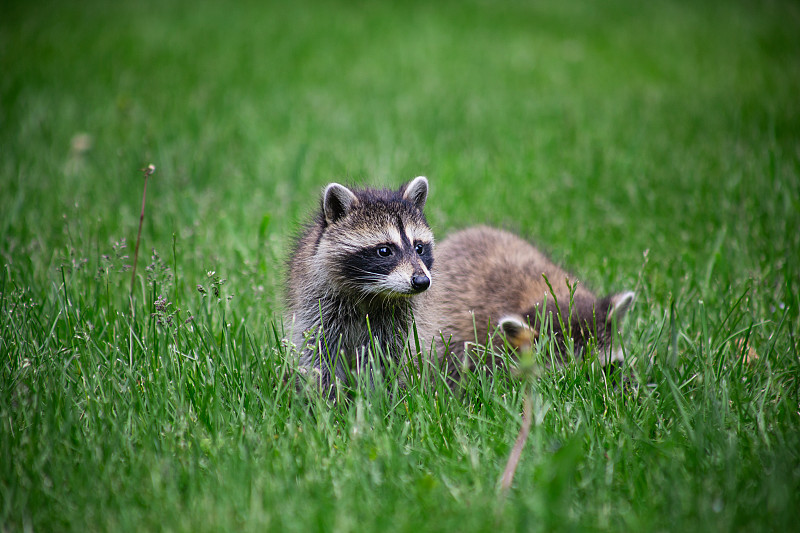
[2,0,800,530]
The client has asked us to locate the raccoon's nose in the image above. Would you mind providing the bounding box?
[411,274,430,292]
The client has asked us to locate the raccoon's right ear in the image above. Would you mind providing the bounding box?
[498,315,538,349]
[606,291,635,323]
[323,183,359,224]
[401,176,429,211]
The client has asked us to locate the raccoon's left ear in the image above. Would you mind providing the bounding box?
[606,291,635,323]
[401,176,429,211]
[498,315,538,349]
[323,183,359,224]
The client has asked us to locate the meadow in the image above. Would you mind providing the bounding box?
[2,0,800,530]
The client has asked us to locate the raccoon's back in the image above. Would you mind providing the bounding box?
[416,226,591,345]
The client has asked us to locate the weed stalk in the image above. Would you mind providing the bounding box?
[500,347,540,493]
[131,164,156,297]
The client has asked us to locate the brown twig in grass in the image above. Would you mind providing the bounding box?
[130,164,155,297]
[499,343,541,495]
[500,386,533,492]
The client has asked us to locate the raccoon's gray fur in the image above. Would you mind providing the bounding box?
[286,176,434,396]
[413,226,634,378]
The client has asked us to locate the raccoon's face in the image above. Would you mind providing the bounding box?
[316,177,434,298]
[594,291,635,365]
[500,291,635,365]
[337,223,434,296]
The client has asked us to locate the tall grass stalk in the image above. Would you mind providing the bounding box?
[130,164,155,297]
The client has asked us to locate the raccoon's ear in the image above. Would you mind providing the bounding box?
[401,176,429,211]
[606,291,635,323]
[498,315,538,349]
[323,183,359,224]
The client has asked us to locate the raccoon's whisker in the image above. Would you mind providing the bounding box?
[346,266,385,276]
[346,269,390,284]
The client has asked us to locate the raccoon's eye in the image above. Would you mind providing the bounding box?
[377,246,392,257]
[414,243,425,255]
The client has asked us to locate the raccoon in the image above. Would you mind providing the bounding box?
[413,226,634,379]
[286,176,434,397]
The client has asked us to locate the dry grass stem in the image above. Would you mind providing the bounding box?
[130,164,156,296]
[500,388,533,492]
